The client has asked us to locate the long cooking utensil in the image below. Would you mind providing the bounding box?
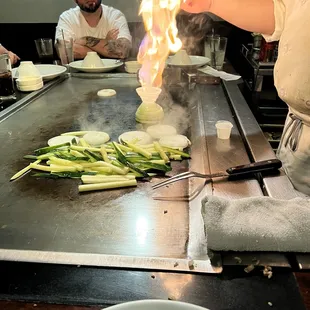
[152,159,282,190]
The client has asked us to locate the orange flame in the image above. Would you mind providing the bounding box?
[138,0,182,88]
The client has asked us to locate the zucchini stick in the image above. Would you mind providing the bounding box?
[150,160,166,165]
[85,167,113,174]
[79,138,90,147]
[79,180,137,192]
[71,145,101,153]
[82,151,97,163]
[48,157,84,171]
[30,163,77,172]
[23,155,38,160]
[11,159,41,181]
[125,142,152,159]
[84,150,102,161]
[79,161,109,168]
[37,152,58,160]
[50,164,78,172]
[34,143,70,155]
[100,146,111,163]
[81,175,135,184]
[69,150,87,158]
[100,161,129,175]
[85,174,136,180]
[153,142,170,163]
[162,146,191,158]
[114,142,132,153]
[170,154,182,161]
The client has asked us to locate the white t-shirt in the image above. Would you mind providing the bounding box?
[264,0,310,125]
[55,4,132,42]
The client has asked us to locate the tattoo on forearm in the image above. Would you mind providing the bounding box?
[106,38,131,59]
[84,36,100,48]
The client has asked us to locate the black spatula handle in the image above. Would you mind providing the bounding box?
[226,159,282,175]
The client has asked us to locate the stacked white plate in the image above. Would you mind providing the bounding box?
[125,61,142,74]
[16,76,43,92]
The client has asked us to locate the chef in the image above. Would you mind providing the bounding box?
[181,0,310,195]
[0,44,19,65]
[55,0,132,59]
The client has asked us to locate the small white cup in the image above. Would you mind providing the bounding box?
[17,61,41,78]
[82,52,103,68]
[215,120,233,140]
[125,61,142,74]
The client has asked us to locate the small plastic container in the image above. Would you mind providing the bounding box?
[215,120,233,140]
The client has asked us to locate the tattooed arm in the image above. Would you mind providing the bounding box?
[75,36,131,59]
[73,43,93,59]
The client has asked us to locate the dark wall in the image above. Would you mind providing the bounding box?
[0,18,251,66]
[0,22,145,62]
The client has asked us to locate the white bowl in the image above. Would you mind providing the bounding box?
[12,65,67,81]
[82,52,103,68]
[125,67,140,74]
[17,61,41,78]
[16,76,43,87]
[105,300,209,310]
[17,81,44,92]
[125,61,141,68]
[125,61,141,73]
[171,50,192,66]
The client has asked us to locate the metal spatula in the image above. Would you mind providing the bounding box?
[152,159,282,190]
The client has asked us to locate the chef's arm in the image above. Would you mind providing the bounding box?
[210,0,275,34]
[182,0,276,35]
[76,37,131,59]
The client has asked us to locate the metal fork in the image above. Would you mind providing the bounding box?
[152,159,282,190]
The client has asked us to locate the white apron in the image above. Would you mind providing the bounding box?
[277,112,310,195]
[263,0,310,196]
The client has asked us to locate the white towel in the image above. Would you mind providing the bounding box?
[198,66,241,81]
[202,196,310,252]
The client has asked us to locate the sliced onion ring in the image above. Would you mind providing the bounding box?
[119,131,153,145]
[83,131,110,146]
[146,124,177,139]
[48,135,79,147]
[159,135,191,149]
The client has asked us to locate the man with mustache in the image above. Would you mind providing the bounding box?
[56,0,132,59]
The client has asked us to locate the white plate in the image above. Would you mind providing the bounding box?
[105,300,210,310]
[12,65,67,81]
[166,56,210,69]
[69,59,123,73]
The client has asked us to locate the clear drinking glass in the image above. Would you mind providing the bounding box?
[56,37,74,65]
[0,54,16,101]
[204,36,228,70]
[35,38,54,64]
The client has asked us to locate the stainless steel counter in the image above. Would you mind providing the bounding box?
[0,74,306,273]
[223,79,310,269]
[0,75,218,273]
